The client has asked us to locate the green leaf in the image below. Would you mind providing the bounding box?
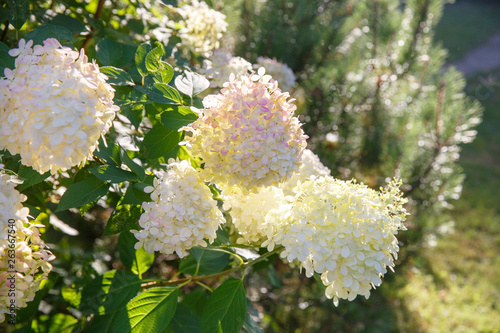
[120,148,146,181]
[201,279,246,333]
[96,38,123,66]
[120,103,144,129]
[174,71,210,97]
[0,7,10,23]
[16,165,50,191]
[7,0,29,30]
[62,285,81,308]
[0,43,14,73]
[242,301,264,333]
[79,270,142,316]
[152,64,175,84]
[144,46,174,84]
[31,314,78,333]
[145,46,166,73]
[169,303,201,333]
[100,66,135,86]
[135,43,152,77]
[181,289,209,317]
[95,141,122,166]
[118,230,155,276]
[111,287,180,333]
[104,203,143,236]
[84,312,123,333]
[55,176,110,212]
[267,264,281,288]
[134,84,178,104]
[122,182,152,205]
[24,24,74,45]
[160,106,198,130]
[179,248,230,276]
[142,124,182,159]
[154,83,183,104]
[45,13,86,34]
[90,165,138,183]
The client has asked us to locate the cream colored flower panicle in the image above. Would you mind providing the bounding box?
[182,69,308,193]
[178,0,228,55]
[222,186,287,245]
[0,172,54,323]
[264,177,407,306]
[132,159,225,258]
[200,49,252,88]
[0,38,119,175]
[254,57,296,92]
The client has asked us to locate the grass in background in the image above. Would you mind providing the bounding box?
[434,0,500,62]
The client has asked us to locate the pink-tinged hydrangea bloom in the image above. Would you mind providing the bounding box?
[0,172,54,323]
[200,49,252,88]
[263,177,407,306]
[182,69,308,193]
[0,38,119,174]
[178,0,228,55]
[132,159,225,258]
[254,57,296,92]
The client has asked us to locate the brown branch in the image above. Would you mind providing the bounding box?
[406,80,448,197]
[435,79,446,146]
[372,0,378,59]
[141,266,241,289]
[1,20,9,42]
[141,246,283,290]
[82,0,106,50]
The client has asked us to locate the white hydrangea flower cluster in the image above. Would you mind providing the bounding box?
[182,69,308,193]
[280,149,331,195]
[0,173,29,233]
[178,0,228,55]
[200,49,252,88]
[132,159,225,258]
[222,149,330,245]
[254,57,296,92]
[222,186,287,245]
[0,172,54,323]
[264,177,407,306]
[0,38,119,175]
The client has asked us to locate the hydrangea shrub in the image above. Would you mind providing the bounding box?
[2,1,474,331]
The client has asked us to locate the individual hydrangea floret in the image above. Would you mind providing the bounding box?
[0,38,119,175]
[182,69,308,193]
[264,177,407,306]
[178,0,228,55]
[0,172,54,323]
[222,186,287,245]
[254,57,296,92]
[132,159,225,258]
[200,49,252,88]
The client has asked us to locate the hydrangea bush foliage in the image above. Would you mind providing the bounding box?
[0,0,479,332]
